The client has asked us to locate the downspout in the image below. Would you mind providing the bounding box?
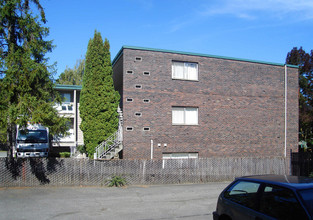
[74,90,77,149]
[284,65,287,158]
[151,140,153,160]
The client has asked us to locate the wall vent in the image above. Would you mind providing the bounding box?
[135,112,142,117]
[135,85,142,89]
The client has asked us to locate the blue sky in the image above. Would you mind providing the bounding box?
[42,0,313,78]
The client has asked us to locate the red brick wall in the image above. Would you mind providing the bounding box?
[113,48,298,160]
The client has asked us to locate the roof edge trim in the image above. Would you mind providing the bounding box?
[54,84,82,90]
[112,47,124,66]
[112,45,298,68]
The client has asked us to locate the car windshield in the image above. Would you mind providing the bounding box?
[17,129,48,143]
[299,188,313,216]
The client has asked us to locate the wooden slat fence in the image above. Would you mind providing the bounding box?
[0,157,287,187]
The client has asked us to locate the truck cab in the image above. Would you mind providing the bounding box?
[14,124,50,158]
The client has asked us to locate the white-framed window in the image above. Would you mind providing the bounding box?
[162,152,198,159]
[172,107,198,125]
[172,61,198,81]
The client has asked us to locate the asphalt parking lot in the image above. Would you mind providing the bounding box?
[0,182,230,220]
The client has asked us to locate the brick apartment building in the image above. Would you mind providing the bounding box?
[112,46,299,160]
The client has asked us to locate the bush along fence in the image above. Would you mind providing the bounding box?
[0,157,287,187]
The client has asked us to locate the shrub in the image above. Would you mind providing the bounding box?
[107,175,127,187]
[77,145,87,154]
[59,152,71,158]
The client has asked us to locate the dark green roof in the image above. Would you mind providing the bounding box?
[112,45,298,68]
[54,84,82,90]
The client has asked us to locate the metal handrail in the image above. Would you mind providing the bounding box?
[95,106,123,159]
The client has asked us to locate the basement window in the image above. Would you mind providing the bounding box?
[135,57,142,61]
[126,98,133,102]
[126,70,134,74]
[143,71,150,76]
[143,99,150,103]
[135,85,142,89]
[163,152,198,159]
[143,127,150,131]
[126,127,133,131]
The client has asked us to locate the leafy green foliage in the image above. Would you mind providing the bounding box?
[0,0,69,150]
[77,145,87,154]
[107,175,127,187]
[286,47,313,146]
[56,59,85,85]
[79,31,120,156]
[59,152,71,158]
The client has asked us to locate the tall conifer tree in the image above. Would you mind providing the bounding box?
[0,0,68,151]
[79,31,120,156]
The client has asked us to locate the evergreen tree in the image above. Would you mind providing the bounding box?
[56,59,85,85]
[286,47,313,146]
[79,31,120,157]
[0,0,68,151]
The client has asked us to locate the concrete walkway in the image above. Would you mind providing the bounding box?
[0,182,230,220]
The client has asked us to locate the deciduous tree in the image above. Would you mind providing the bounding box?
[286,47,313,146]
[56,59,85,85]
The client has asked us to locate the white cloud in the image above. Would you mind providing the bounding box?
[167,0,313,34]
[203,0,313,20]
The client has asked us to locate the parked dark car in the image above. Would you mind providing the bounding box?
[213,175,313,220]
